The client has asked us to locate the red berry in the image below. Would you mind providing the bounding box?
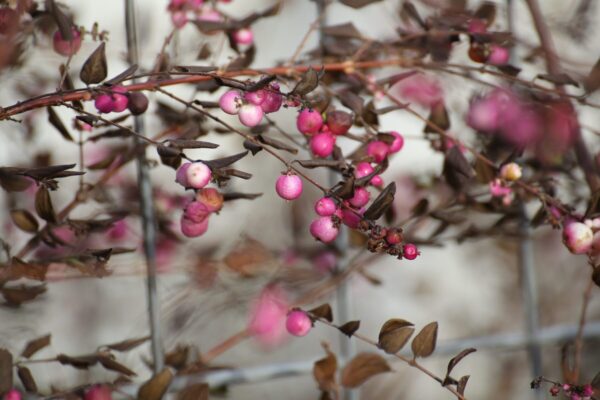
[53,28,82,57]
[402,243,419,260]
[385,228,403,245]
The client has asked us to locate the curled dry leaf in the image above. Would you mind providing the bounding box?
[137,368,174,400]
[308,303,333,323]
[10,209,39,233]
[341,352,391,388]
[313,344,337,394]
[338,321,361,337]
[105,336,150,352]
[47,106,73,142]
[1,284,47,306]
[0,348,12,394]
[177,383,209,400]
[445,348,476,383]
[21,334,51,359]
[291,67,319,96]
[17,366,37,393]
[411,322,439,358]
[35,187,57,224]
[364,182,396,220]
[378,319,414,354]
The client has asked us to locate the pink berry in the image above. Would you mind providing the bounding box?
[367,140,389,163]
[467,96,501,132]
[180,214,209,237]
[488,45,510,65]
[341,208,362,229]
[386,228,403,245]
[563,221,593,254]
[388,131,405,153]
[349,187,370,208]
[197,8,222,22]
[314,197,337,216]
[326,110,353,135]
[248,286,289,346]
[245,90,267,105]
[168,0,187,10]
[297,109,323,136]
[355,162,374,179]
[196,188,224,212]
[261,84,283,113]
[219,90,242,115]
[186,161,212,189]
[107,219,128,241]
[582,384,594,397]
[85,385,112,400]
[112,93,129,113]
[94,94,115,114]
[238,103,264,127]
[53,28,82,57]
[310,132,335,158]
[310,216,339,243]
[286,310,312,337]
[3,389,21,400]
[275,173,303,200]
[176,162,191,187]
[184,201,212,223]
[403,243,419,260]
[233,28,254,45]
[313,250,337,274]
[370,175,384,187]
[171,11,188,28]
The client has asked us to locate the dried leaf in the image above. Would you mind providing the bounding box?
[243,140,263,155]
[137,368,173,400]
[177,383,209,400]
[80,42,107,85]
[592,267,600,288]
[584,57,600,93]
[47,0,72,40]
[98,354,137,376]
[410,199,429,218]
[35,187,57,223]
[258,135,298,154]
[0,349,12,393]
[309,304,333,322]
[425,102,450,133]
[323,23,362,39]
[339,0,383,9]
[364,182,396,220]
[21,334,51,359]
[222,192,262,201]
[537,73,579,87]
[56,353,100,369]
[168,139,219,149]
[341,353,391,388]
[10,209,39,233]
[313,345,337,393]
[378,319,414,354]
[457,375,470,395]
[0,168,32,192]
[297,159,346,170]
[338,321,360,337]
[411,322,438,358]
[444,348,476,385]
[1,285,46,306]
[443,147,474,191]
[474,157,495,183]
[47,107,73,142]
[291,68,319,96]
[338,90,364,116]
[165,345,190,370]
[17,366,37,393]
[591,370,600,391]
[105,64,138,86]
[203,151,248,169]
[105,336,149,352]
[223,238,272,277]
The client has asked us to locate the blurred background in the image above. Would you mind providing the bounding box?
[0,0,600,399]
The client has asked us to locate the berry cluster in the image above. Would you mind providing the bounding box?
[359,221,419,260]
[548,383,594,400]
[219,83,283,127]
[93,87,149,116]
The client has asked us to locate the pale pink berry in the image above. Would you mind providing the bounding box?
[286,310,312,337]
[370,175,384,187]
[219,90,242,115]
[367,140,389,163]
[388,131,405,153]
[403,243,419,260]
[53,28,82,57]
[184,201,212,223]
[186,161,212,189]
[261,83,283,113]
[176,162,191,187]
[3,389,21,400]
[238,103,264,127]
[349,187,370,208]
[245,90,266,105]
[297,109,323,136]
[310,132,335,158]
[196,188,224,212]
[326,110,353,135]
[488,45,510,65]
[180,214,209,237]
[315,197,337,216]
[275,173,303,200]
[171,11,188,28]
[84,385,112,400]
[94,94,115,114]
[355,162,374,179]
[112,93,129,113]
[314,251,337,274]
[500,162,522,181]
[248,285,289,346]
[467,97,501,132]
[563,221,593,254]
[310,216,339,243]
[233,28,254,45]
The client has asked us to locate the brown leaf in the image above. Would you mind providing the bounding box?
[203,151,248,169]
[35,187,57,223]
[47,107,73,142]
[457,375,470,395]
[222,192,262,201]
[10,209,39,233]
[474,157,495,183]
[105,336,149,352]
[17,366,37,393]
[1,285,46,306]
[425,102,450,133]
[168,139,219,149]
[258,135,298,154]
[444,348,476,385]
[56,353,100,369]
[21,334,51,359]
[80,42,107,85]
[105,64,138,86]
[313,345,337,393]
[296,159,346,170]
[291,68,319,96]
[137,368,173,400]
[338,90,364,116]
[364,182,396,221]
[339,0,383,9]
[443,147,474,191]
[0,168,32,192]
[411,322,438,358]
[537,73,579,87]
[323,23,362,39]
[98,354,137,376]
[341,353,391,388]
[165,345,190,370]
[177,383,209,400]
[410,198,429,218]
[0,348,12,394]
[223,238,272,277]
[591,370,600,391]
[339,321,360,337]
[309,304,333,323]
[584,57,600,93]
[378,319,414,354]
